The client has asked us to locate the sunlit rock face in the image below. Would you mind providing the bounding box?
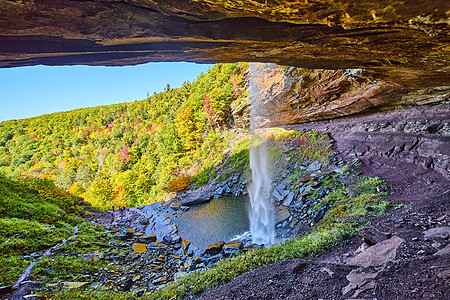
[0,0,448,122]
[246,67,449,126]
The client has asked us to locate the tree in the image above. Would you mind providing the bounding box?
[85,178,114,208]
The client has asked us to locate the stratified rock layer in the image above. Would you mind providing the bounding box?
[0,1,448,122]
[0,1,448,72]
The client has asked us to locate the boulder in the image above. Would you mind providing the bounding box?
[223,242,243,251]
[423,227,450,240]
[172,235,182,244]
[163,236,173,244]
[272,188,284,202]
[132,243,147,253]
[274,206,291,224]
[358,227,390,246]
[205,241,225,256]
[180,187,213,206]
[306,160,322,172]
[137,234,157,243]
[348,236,405,267]
[223,184,231,194]
[434,244,450,256]
[282,193,296,207]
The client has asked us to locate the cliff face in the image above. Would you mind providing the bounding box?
[0,1,448,72]
[249,66,449,126]
[0,0,448,122]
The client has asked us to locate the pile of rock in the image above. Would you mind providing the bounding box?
[269,159,349,239]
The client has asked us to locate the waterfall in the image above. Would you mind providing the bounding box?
[248,63,276,245]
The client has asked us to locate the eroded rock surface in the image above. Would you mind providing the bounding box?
[0,1,448,85]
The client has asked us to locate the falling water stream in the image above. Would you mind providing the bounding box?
[248,63,277,245]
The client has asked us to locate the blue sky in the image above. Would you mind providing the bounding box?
[0,62,213,122]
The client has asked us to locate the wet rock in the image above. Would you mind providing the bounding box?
[282,193,296,207]
[274,206,291,224]
[214,187,224,199]
[223,184,231,194]
[272,188,284,202]
[139,218,149,225]
[170,203,180,210]
[223,242,243,251]
[172,235,182,244]
[181,239,191,254]
[137,234,157,243]
[205,241,225,256]
[163,236,173,244]
[132,243,147,253]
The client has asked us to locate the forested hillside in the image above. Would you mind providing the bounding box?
[0,63,249,208]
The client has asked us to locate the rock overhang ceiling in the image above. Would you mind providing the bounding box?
[0,0,448,122]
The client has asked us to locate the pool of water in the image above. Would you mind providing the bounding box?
[169,196,250,249]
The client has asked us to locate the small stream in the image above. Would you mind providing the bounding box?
[168,196,250,249]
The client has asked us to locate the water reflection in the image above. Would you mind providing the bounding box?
[169,196,250,249]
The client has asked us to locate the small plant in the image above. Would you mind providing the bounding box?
[393,203,408,209]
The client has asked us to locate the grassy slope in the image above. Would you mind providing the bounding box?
[0,174,96,286]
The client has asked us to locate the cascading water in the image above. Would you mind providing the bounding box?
[248,62,276,245]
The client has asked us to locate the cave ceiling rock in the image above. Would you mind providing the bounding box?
[0,0,448,122]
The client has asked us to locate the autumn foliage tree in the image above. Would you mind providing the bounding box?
[0,62,250,208]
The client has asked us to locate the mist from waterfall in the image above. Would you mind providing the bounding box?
[248,62,276,245]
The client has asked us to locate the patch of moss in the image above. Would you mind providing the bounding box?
[0,255,28,286]
[33,255,111,284]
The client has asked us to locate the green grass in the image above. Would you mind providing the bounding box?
[0,256,29,286]
[0,174,97,286]
[0,218,72,255]
[32,255,110,284]
[55,222,112,255]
